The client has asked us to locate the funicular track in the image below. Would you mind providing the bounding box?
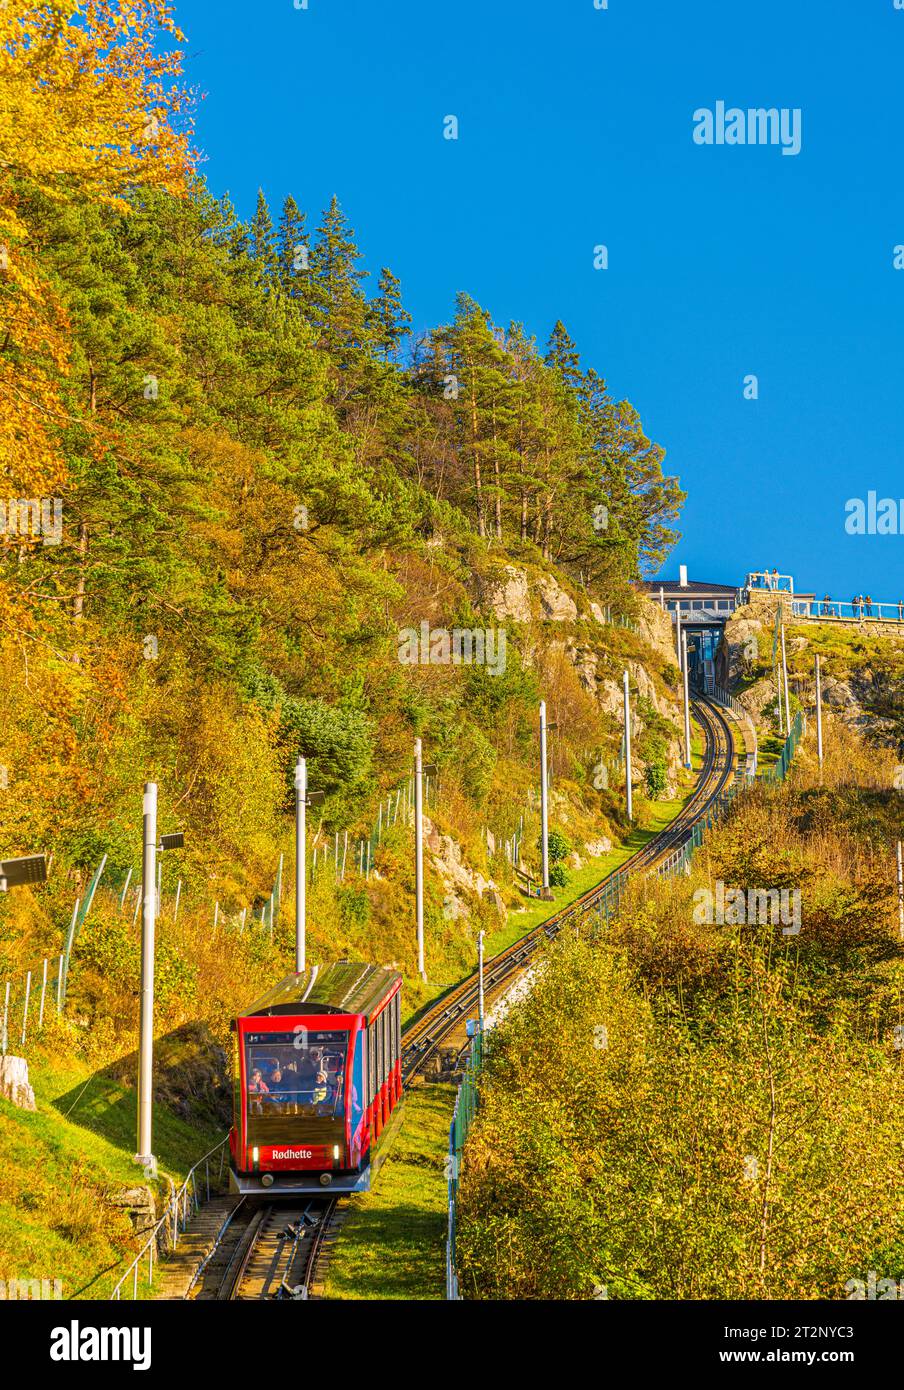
[400,693,737,1080]
[175,694,735,1300]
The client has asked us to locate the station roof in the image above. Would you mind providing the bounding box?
[240,962,401,1021]
[643,579,739,596]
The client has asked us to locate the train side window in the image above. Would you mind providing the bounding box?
[368,1022,374,1104]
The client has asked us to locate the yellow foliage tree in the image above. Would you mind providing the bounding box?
[0,0,194,513]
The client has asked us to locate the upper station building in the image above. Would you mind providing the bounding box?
[642,567,814,692]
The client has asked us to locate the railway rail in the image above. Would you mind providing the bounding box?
[187,1197,337,1300]
[400,692,737,1080]
[176,692,736,1300]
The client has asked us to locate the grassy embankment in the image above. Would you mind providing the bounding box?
[0,1044,221,1299]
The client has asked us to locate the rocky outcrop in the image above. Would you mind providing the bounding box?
[476,565,535,623]
[0,1055,36,1110]
[536,574,578,621]
[426,818,505,922]
[109,1185,157,1237]
[473,561,685,796]
[476,564,581,626]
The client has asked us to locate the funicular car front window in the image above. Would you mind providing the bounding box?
[245,1029,349,1120]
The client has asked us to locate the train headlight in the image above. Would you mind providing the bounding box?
[252,1146,259,1170]
[333,1145,340,1161]
[261,1172,274,1188]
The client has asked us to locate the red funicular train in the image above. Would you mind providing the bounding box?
[229,962,403,1195]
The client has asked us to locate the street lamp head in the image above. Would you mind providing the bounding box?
[0,853,48,892]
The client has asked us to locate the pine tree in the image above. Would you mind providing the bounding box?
[369,267,411,361]
[248,189,279,287]
[545,320,583,395]
[309,195,370,364]
[277,194,312,310]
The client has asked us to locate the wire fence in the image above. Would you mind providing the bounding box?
[1,953,64,1055]
[310,773,438,886]
[110,1137,230,1300]
[710,685,758,777]
[656,710,804,881]
[1,852,109,1053]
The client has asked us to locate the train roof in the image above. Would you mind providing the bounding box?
[239,962,402,1021]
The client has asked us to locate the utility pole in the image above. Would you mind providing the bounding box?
[295,757,307,973]
[415,737,426,981]
[478,930,485,1028]
[815,654,824,769]
[623,670,633,822]
[539,701,550,898]
[682,631,692,770]
[136,782,157,1169]
[675,605,683,673]
[897,841,904,943]
[780,619,792,736]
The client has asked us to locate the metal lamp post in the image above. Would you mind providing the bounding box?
[415,738,426,981]
[295,758,307,973]
[682,632,692,770]
[136,785,184,1171]
[623,670,633,822]
[539,701,550,898]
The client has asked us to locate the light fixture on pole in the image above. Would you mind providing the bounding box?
[623,670,633,822]
[136,785,184,1173]
[293,757,324,974]
[0,854,48,894]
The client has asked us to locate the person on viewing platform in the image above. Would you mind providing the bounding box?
[771,568,780,589]
[821,595,831,616]
[865,595,874,617]
[852,595,862,619]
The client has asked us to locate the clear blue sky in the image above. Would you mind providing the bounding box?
[177,0,904,600]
